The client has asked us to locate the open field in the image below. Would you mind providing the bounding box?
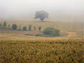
[0,39,84,63]
[0,21,84,40]
[0,0,84,63]
[0,30,81,40]
[0,21,84,63]
[0,21,84,31]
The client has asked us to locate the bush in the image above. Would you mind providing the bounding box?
[35,33,43,36]
[38,26,41,31]
[23,26,27,31]
[0,23,2,27]
[43,27,60,36]
[29,24,32,31]
[12,24,17,30]
[25,34,34,36]
[3,21,7,27]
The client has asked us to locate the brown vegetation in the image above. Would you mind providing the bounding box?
[0,39,84,63]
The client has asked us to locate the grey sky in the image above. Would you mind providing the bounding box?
[0,0,84,21]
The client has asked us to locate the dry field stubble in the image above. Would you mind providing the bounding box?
[0,39,84,63]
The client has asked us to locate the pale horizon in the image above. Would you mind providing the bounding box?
[0,0,84,22]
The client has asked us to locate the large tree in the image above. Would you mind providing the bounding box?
[34,11,49,22]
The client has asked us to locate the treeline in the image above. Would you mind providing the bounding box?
[0,21,60,37]
[1,21,83,37]
[0,21,42,31]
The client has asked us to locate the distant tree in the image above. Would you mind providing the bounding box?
[23,26,27,31]
[33,26,36,30]
[12,24,17,30]
[38,26,41,31]
[19,25,21,30]
[3,21,7,27]
[0,23,2,27]
[29,24,32,31]
[8,24,10,28]
[34,11,49,22]
[43,27,60,36]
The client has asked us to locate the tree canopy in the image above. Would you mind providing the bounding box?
[12,24,17,30]
[3,21,7,27]
[34,11,49,22]
[23,26,27,31]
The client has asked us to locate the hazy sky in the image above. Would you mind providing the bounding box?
[0,0,84,21]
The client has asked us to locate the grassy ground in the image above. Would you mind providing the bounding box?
[1,21,84,31]
[0,21,84,39]
[0,39,84,63]
[0,31,80,40]
[0,21,84,63]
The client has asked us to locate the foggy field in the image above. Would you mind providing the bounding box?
[0,21,84,40]
[0,20,84,63]
[0,0,84,63]
[1,21,84,31]
[0,21,83,63]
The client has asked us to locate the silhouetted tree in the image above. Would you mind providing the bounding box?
[12,24,17,30]
[3,21,7,27]
[29,24,32,31]
[38,26,41,31]
[34,26,36,30]
[8,24,10,28]
[0,23,2,27]
[34,11,49,22]
[23,26,27,31]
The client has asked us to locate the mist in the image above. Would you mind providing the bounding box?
[0,0,84,22]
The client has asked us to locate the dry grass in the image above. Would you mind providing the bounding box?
[0,21,84,63]
[0,21,84,39]
[0,32,81,40]
[1,21,84,31]
[0,39,84,63]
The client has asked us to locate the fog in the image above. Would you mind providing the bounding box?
[0,0,84,22]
